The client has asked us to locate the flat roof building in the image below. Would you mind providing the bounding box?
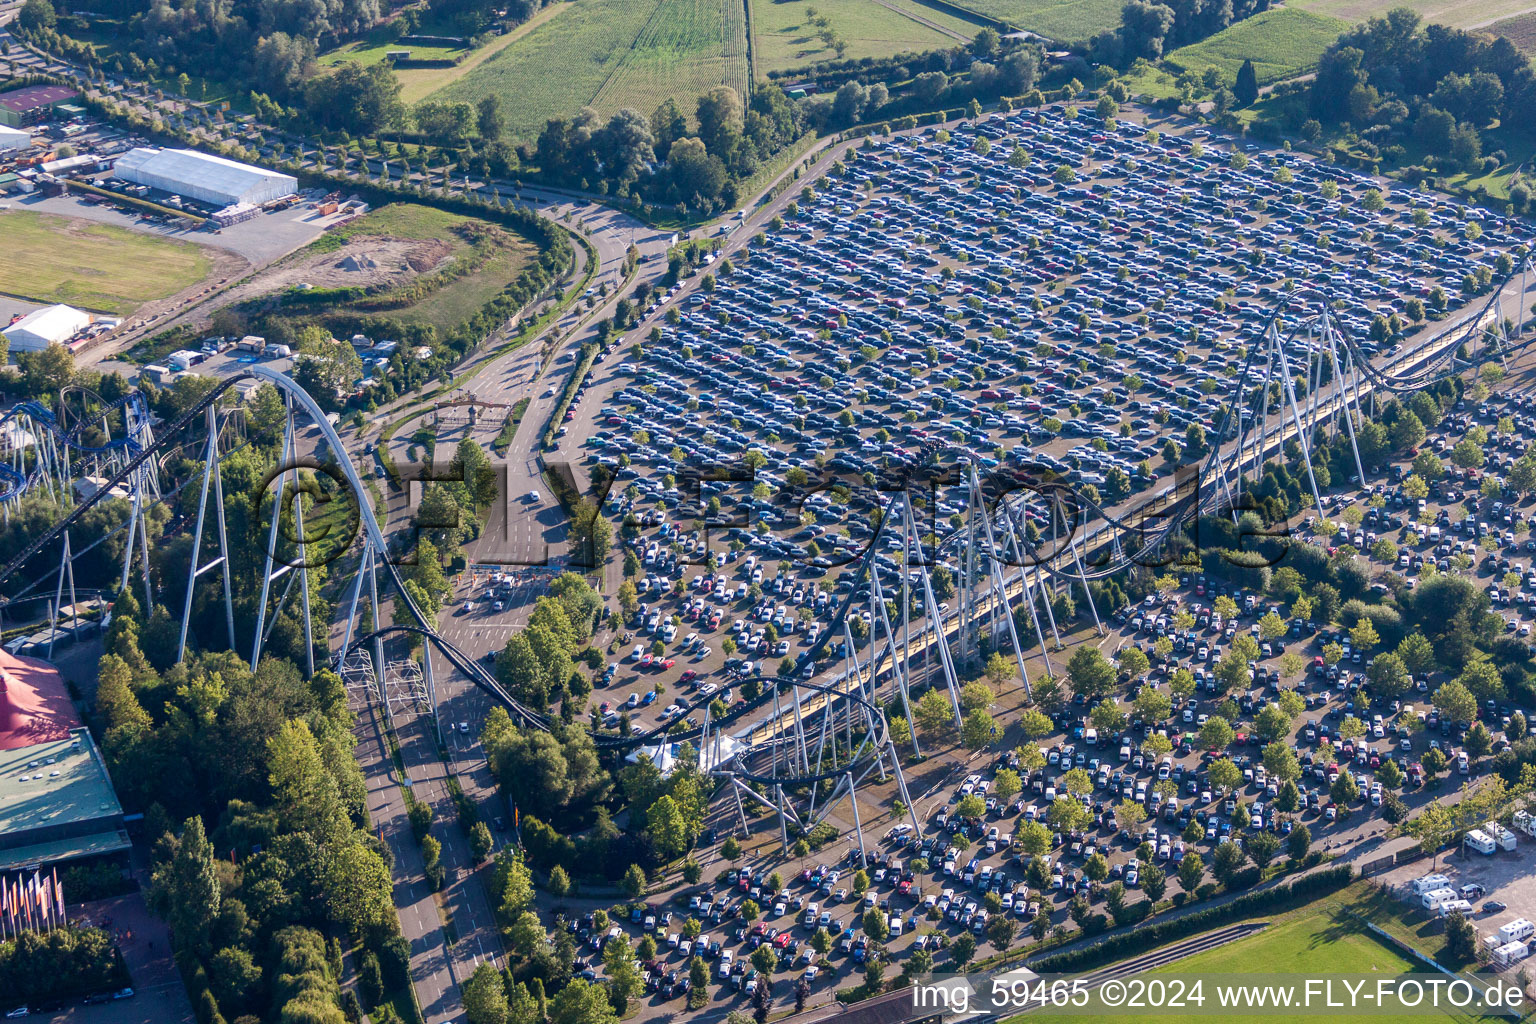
[0,85,80,129]
[3,303,90,352]
[115,146,297,208]
[0,651,128,871]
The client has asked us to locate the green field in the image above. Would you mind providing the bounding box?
[280,203,538,332]
[1289,0,1536,27]
[318,27,467,68]
[750,0,983,72]
[434,0,749,142]
[0,209,213,315]
[1018,883,1479,1024]
[938,0,1125,42]
[1163,9,1347,86]
[394,3,574,104]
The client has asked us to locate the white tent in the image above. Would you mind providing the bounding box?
[0,125,30,152]
[114,147,296,207]
[3,304,89,352]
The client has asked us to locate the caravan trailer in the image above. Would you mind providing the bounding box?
[1466,830,1498,856]
[1493,941,1529,970]
[1498,919,1535,945]
[1421,888,1459,911]
[1487,822,1519,850]
[1411,874,1453,896]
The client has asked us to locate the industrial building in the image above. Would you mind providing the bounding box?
[0,125,30,152]
[114,146,297,208]
[0,651,129,871]
[0,85,80,129]
[3,304,91,352]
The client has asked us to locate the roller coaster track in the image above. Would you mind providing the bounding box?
[0,261,1528,790]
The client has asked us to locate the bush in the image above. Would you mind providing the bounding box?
[1033,867,1353,973]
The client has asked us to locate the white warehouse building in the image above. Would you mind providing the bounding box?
[3,304,90,352]
[114,147,297,207]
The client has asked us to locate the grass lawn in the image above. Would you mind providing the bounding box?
[0,209,212,315]
[1162,9,1347,85]
[750,0,983,73]
[1289,0,1536,27]
[282,202,539,332]
[433,0,748,143]
[318,26,466,68]
[1017,881,1483,1024]
[395,2,574,104]
[940,0,1125,42]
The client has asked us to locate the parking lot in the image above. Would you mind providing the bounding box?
[491,100,1536,1013]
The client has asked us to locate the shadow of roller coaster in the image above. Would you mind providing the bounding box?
[0,369,917,849]
[977,256,1536,590]
[334,484,917,850]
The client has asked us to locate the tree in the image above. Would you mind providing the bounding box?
[152,816,219,954]
[1263,742,1301,784]
[1421,746,1448,783]
[1234,59,1258,107]
[993,769,1022,804]
[1178,852,1204,894]
[1445,911,1476,963]
[477,95,506,140]
[1283,823,1312,863]
[464,962,510,1024]
[962,710,997,749]
[1433,680,1477,724]
[1067,646,1116,701]
[17,0,55,33]
[1200,716,1235,750]
[1133,687,1172,723]
[1247,831,1281,869]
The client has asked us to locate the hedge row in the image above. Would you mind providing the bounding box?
[1031,865,1355,973]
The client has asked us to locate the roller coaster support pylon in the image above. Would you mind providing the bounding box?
[178,404,237,663]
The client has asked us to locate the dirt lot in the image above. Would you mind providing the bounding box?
[217,233,458,310]
[1379,845,1536,962]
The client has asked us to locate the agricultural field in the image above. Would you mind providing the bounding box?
[394,3,574,104]
[749,0,983,72]
[1289,0,1536,28]
[1488,9,1536,56]
[1162,9,1347,86]
[227,203,538,332]
[433,0,748,143]
[939,0,1125,42]
[0,209,213,315]
[1039,883,1472,1024]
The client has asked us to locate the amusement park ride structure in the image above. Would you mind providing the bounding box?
[0,263,1528,850]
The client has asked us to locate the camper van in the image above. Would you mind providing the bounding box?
[1411,874,1452,896]
[1420,887,1459,911]
[1465,830,1497,856]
